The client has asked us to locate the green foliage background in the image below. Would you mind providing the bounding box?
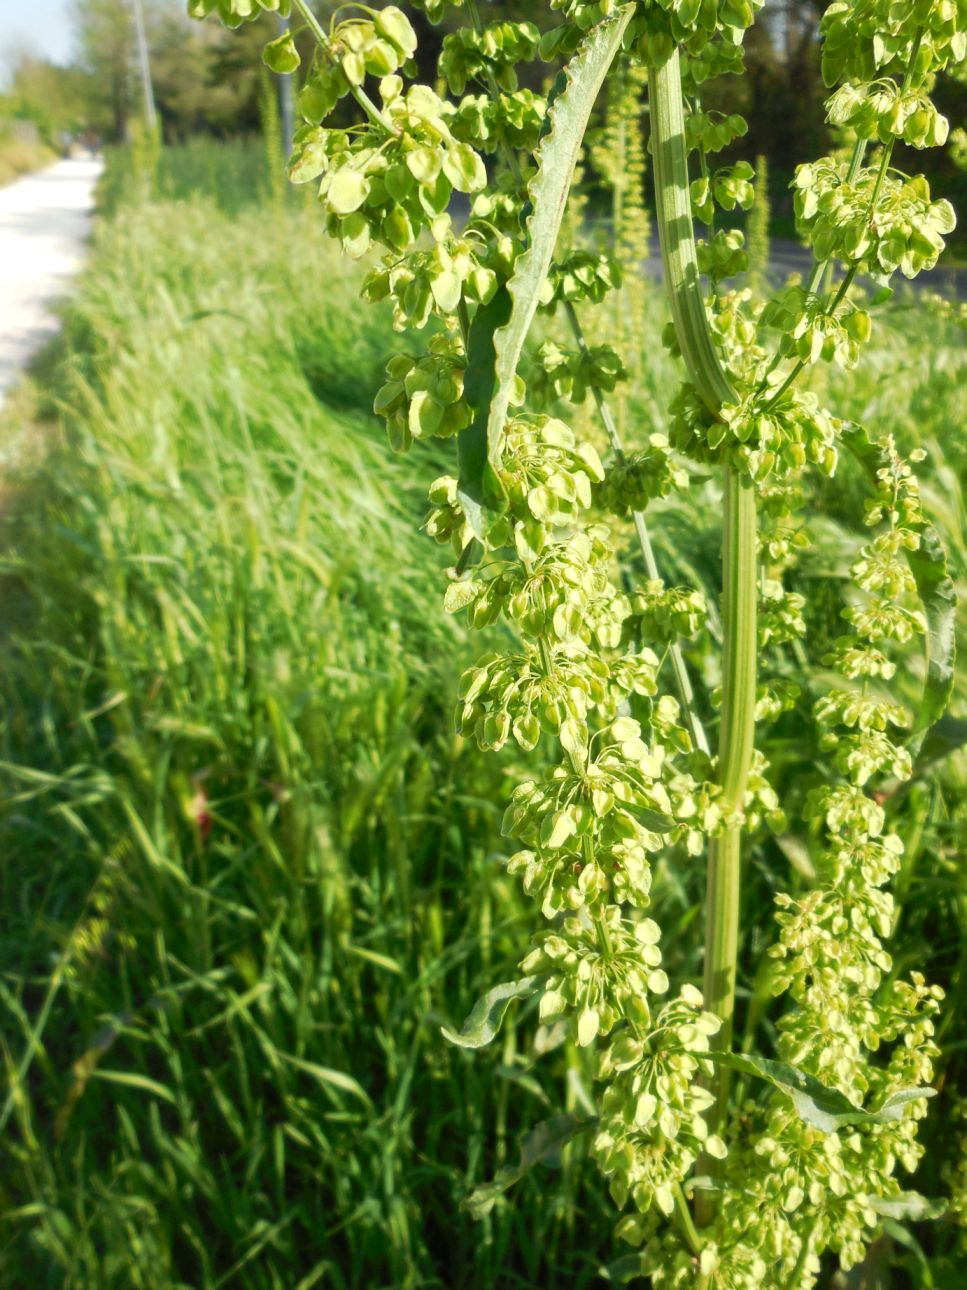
[0,139,965,1287]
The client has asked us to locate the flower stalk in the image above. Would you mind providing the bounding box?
[696,464,757,1222]
[649,49,758,1220]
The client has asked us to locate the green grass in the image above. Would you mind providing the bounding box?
[0,141,966,1287]
[97,135,274,217]
[0,130,56,188]
[0,190,623,1288]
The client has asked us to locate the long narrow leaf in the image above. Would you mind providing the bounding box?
[701,1048,935,1134]
[464,1114,593,1218]
[457,287,512,537]
[464,5,634,540]
[906,524,957,753]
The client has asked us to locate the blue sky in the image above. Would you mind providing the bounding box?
[1,0,75,73]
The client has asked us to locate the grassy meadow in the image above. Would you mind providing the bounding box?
[0,129,56,188]
[0,139,966,1287]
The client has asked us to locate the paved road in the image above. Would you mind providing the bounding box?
[0,158,102,408]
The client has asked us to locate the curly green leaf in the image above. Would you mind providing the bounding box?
[700,1048,935,1134]
[441,975,542,1049]
[464,1114,593,1218]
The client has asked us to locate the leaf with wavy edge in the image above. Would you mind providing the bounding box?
[871,1191,947,1222]
[700,1048,935,1134]
[441,975,542,1049]
[464,1114,593,1218]
[467,4,635,540]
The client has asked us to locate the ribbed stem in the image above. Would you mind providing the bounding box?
[648,51,758,1228]
[648,53,734,416]
[695,466,757,1225]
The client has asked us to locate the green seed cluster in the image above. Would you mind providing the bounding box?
[826,79,949,147]
[187,0,288,28]
[539,250,624,310]
[593,59,652,407]
[670,380,842,482]
[821,0,967,86]
[686,109,748,154]
[624,580,706,647]
[444,525,627,645]
[374,335,470,451]
[761,286,872,370]
[691,161,755,224]
[522,903,669,1044]
[595,435,688,516]
[290,79,487,258]
[440,21,541,95]
[527,339,628,409]
[364,236,497,331]
[697,229,749,283]
[506,717,670,914]
[409,0,465,22]
[596,989,726,1219]
[793,160,955,280]
[548,0,764,76]
[451,89,548,153]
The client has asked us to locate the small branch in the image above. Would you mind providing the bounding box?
[762,26,926,403]
[564,300,711,756]
[290,0,394,133]
[673,1181,705,1260]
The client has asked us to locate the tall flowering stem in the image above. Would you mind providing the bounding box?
[649,51,757,1212]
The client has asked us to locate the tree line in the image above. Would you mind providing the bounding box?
[2,0,964,232]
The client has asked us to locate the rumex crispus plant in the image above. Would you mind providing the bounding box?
[189,0,961,1283]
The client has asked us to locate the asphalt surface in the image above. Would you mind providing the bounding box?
[0,157,102,409]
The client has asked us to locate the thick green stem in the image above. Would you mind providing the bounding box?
[695,466,757,1225]
[649,51,759,1226]
[648,54,734,417]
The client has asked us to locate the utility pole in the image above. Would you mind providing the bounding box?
[131,0,157,131]
[278,15,295,158]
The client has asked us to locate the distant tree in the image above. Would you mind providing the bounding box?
[73,0,136,141]
[70,0,271,143]
[151,9,265,138]
[0,53,93,143]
